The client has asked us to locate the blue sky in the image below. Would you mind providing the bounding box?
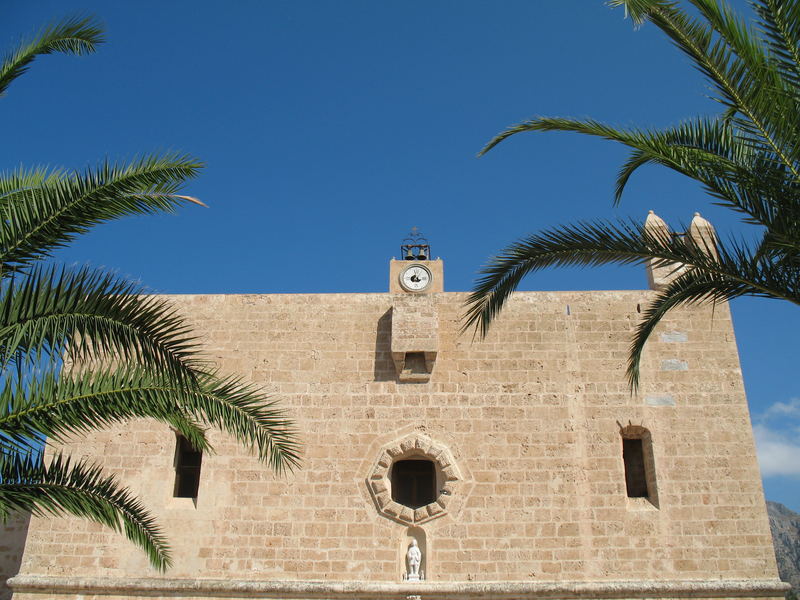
[2,1,798,512]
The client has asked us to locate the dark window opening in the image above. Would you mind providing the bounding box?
[403,352,427,375]
[173,435,202,498]
[623,438,648,498]
[391,459,435,509]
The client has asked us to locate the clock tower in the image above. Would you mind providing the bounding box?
[389,229,442,381]
[389,228,444,294]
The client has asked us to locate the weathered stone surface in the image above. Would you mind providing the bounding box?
[660,359,689,371]
[645,395,677,407]
[660,331,688,343]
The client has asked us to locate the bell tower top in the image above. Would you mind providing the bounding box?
[400,226,431,261]
[389,228,444,294]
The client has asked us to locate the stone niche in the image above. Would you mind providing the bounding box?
[366,433,462,525]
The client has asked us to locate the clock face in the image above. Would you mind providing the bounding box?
[400,265,432,292]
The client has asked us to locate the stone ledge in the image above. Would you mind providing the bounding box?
[7,576,791,599]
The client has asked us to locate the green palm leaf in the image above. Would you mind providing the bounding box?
[0,265,202,381]
[0,166,66,215]
[627,267,763,388]
[0,15,301,569]
[481,116,794,231]
[607,0,800,174]
[471,0,800,390]
[0,367,209,455]
[465,219,800,386]
[0,366,300,472]
[0,452,170,571]
[0,153,204,274]
[185,372,301,473]
[752,0,800,88]
[0,17,103,97]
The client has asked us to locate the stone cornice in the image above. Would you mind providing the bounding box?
[7,575,791,599]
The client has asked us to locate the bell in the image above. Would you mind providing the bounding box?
[417,247,427,260]
[405,247,415,260]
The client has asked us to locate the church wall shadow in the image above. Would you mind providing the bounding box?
[0,511,31,600]
[373,308,396,381]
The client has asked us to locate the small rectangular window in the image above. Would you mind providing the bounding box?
[622,438,648,498]
[173,435,202,498]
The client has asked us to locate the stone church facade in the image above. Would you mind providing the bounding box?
[1,218,789,600]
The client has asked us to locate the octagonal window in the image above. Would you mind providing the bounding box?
[366,433,467,525]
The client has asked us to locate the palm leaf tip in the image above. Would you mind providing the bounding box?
[178,373,302,472]
[478,118,544,157]
[0,16,105,97]
[606,0,655,26]
[173,194,207,207]
[38,16,105,55]
[0,453,171,570]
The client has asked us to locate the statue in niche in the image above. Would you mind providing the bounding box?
[406,539,422,582]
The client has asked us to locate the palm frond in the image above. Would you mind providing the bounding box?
[607,0,677,26]
[473,0,800,391]
[752,0,800,88]
[0,362,303,475]
[186,372,301,473]
[0,367,208,455]
[0,153,203,274]
[465,219,654,338]
[464,218,800,338]
[0,166,66,214]
[609,0,800,175]
[0,452,170,571]
[0,265,203,382]
[0,16,103,97]
[626,266,771,388]
[482,113,800,245]
[615,150,650,204]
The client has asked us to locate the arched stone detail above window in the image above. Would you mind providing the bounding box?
[367,433,461,525]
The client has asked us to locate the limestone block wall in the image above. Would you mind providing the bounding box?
[9,290,782,598]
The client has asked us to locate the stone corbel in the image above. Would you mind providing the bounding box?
[389,295,439,383]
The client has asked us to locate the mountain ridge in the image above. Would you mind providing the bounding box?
[767,500,800,596]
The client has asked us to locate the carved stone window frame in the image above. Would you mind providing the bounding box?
[367,434,461,525]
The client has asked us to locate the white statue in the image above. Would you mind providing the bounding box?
[406,539,422,581]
